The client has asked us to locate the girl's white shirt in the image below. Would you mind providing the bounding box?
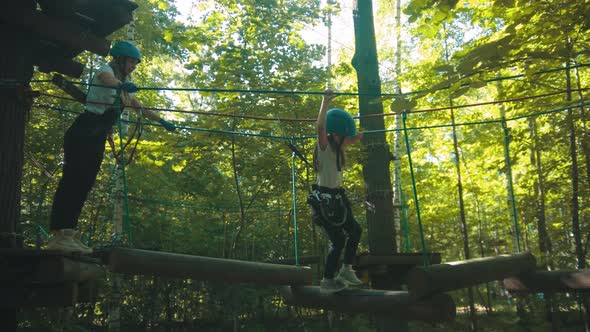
[85,64,133,114]
[316,142,343,189]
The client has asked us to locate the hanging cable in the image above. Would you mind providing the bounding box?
[402,110,430,268]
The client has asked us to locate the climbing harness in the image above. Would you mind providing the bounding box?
[307,184,349,228]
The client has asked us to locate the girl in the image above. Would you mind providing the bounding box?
[47,41,176,253]
[309,89,363,294]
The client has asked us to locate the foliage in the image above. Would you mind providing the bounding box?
[16,0,590,330]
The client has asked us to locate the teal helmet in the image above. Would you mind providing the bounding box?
[326,108,356,137]
[109,41,141,63]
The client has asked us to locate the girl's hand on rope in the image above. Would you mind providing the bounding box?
[119,82,139,93]
[322,88,336,105]
[158,118,177,132]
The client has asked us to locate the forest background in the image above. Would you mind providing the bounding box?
[20,0,590,331]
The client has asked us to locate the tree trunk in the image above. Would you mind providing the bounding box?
[450,104,477,331]
[565,59,590,330]
[0,2,35,329]
[229,131,246,259]
[352,1,401,331]
[528,116,559,331]
[443,24,476,329]
[392,0,407,252]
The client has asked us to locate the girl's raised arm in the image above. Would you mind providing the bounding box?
[317,89,335,150]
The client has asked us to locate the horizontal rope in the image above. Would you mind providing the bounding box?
[19,61,590,99]
[38,85,588,122]
[33,100,585,141]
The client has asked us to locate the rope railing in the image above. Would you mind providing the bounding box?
[36,84,588,125]
[21,61,590,98]
[33,100,589,141]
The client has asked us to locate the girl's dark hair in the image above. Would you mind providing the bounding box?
[108,56,128,81]
[313,134,346,172]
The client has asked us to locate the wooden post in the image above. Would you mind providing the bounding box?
[0,2,36,330]
[108,248,313,285]
[280,286,455,322]
[406,252,536,298]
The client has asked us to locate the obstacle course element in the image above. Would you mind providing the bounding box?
[0,248,102,307]
[280,286,455,322]
[354,252,441,267]
[107,248,313,285]
[406,252,536,298]
[1,0,137,78]
[504,269,590,293]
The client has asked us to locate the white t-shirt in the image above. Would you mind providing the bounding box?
[85,64,133,114]
[316,142,343,189]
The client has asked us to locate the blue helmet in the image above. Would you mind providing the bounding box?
[326,108,356,137]
[109,41,141,63]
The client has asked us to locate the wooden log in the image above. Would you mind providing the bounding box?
[354,252,441,267]
[108,248,313,286]
[51,74,87,103]
[266,253,442,267]
[504,269,590,293]
[0,8,110,56]
[406,252,536,298]
[37,57,84,78]
[34,256,103,283]
[0,248,102,283]
[264,256,321,266]
[280,286,455,322]
[0,283,78,307]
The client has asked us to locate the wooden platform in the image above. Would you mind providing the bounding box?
[2,0,137,78]
[280,286,455,322]
[0,248,102,307]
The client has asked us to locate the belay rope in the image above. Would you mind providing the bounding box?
[108,112,143,166]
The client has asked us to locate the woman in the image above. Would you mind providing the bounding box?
[47,41,176,253]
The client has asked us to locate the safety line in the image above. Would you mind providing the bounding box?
[21,61,590,98]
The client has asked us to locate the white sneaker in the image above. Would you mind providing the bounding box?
[335,265,363,286]
[72,231,93,253]
[47,229,93,254]
[320,278,347,294]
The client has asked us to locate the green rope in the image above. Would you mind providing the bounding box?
[36,224,49,238]
[290,138,299,266]
[24,61,590,98]
[113,95,133,245]
[501,119,521,253]
[402,111,429,268]
[35,100,590,141]
[400,189,411,253]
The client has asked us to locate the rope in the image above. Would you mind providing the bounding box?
[107,115,143,165]
[23,61,590,98]
[400,184,411,253]
[36,86,590,121]
[34,100,590,141]
[113,94,133,245]
[402,111,429,268]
